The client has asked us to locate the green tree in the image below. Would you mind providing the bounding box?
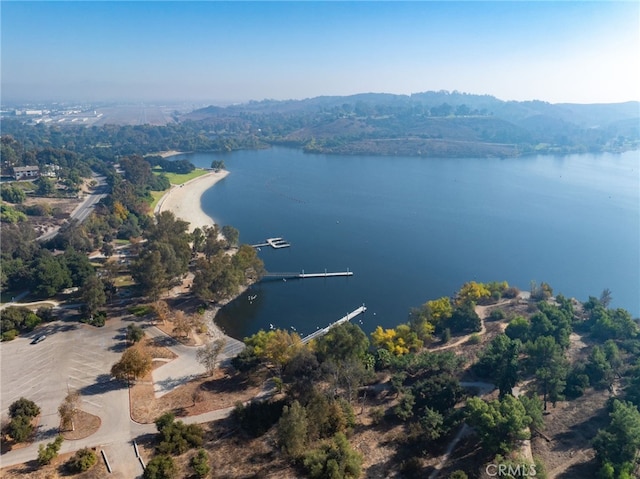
[81,275,106,318]
[527,336,568,410]
[475,334,520,397]
[211,159,225,170]
[505,316,530,342]
[126,324,145,343]
[191,227,205,253]
[465,395,532,454]
[586,345,614,390]
[31,251,72,297]
[448,302,481,333]
[132,250,168,300]
[593,400,640,477]
[221,225,239,247]
[278,400,309,458]
[314,322,369,363]
[1,184,26,203]
[36,176,55,196]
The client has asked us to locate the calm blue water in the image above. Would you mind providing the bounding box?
[176,148,639,340]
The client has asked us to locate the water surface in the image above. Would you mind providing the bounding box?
[176,148,639,339]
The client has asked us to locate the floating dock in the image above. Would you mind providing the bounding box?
[301,305,367,344]
[252,237,291,249]
[263,269,353,280]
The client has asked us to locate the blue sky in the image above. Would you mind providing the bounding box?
[1,1,638,104]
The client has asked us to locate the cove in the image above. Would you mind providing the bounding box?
[175,148,639,339]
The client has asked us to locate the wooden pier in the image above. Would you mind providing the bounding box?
[301,305,367,344]
[252,237,291,249]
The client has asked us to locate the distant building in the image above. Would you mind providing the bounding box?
[13,165,40,180]
[42,164,61,178]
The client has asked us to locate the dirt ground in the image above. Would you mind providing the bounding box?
[532,389,611,479]
[0,448,108,479]
[60,411,101,441]
[129,335,266,424]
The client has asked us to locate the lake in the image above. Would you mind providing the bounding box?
[175,148,639,340]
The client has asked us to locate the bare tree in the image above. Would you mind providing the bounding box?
[172,310,192,339]
[58,390,81,431]
[196,339,227,376]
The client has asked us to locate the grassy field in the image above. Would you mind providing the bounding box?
[148,190,166,211]
[155,168,209,185]
[149,168,209,211]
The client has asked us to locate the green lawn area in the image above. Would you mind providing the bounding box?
[154,168,209,185]
[148,168,209,211]
[148,190,166,211]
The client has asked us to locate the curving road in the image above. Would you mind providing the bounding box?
[37,174,108,242]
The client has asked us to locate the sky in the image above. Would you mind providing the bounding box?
[1,1,639,104]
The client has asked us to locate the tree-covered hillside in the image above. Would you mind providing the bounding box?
[182,91,640,157]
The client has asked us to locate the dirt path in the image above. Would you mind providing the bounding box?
[428,424,471,479]
[430,297,514,352]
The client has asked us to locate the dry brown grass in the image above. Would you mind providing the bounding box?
[0,449,108,479]
[59,411,101,441]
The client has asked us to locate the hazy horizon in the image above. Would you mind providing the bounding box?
[2,2,639,105]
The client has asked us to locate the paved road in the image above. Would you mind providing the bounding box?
[37,174,108,242]
[145,325,244,398]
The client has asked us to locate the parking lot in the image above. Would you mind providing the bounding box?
[1,317,127,441]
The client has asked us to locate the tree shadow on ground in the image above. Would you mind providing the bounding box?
[154,374,201,395]
[200,370,255,395]
[78,374,125,396]
[552,406,609,453]
[557,457,599,479]
[36,425,63,441]
[150,334,179,348]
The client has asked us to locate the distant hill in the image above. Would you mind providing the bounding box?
[181,91,639,157]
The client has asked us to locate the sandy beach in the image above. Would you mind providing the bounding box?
[155,169,229,231]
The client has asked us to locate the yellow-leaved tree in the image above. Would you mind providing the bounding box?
[456,281,491,306]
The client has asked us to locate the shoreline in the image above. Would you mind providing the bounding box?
[154,167,248,344]
[155,169,229,232]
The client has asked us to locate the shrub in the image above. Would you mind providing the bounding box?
[190,449,210,478]
[2,330,18,341]
[37,435,63,466]
[9,397,40,419]
[144,455,176,479]
[7,414,34,442]
[302,432,362,479]
[66,448,98,472]
[154,413,204,455]
[489,309,506,321]
[369,406,385,425]
[467,333,481,345]
[233,399,285,437]
[24,203,52,216]
[442,327,451,343]
[449,471,469,479]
